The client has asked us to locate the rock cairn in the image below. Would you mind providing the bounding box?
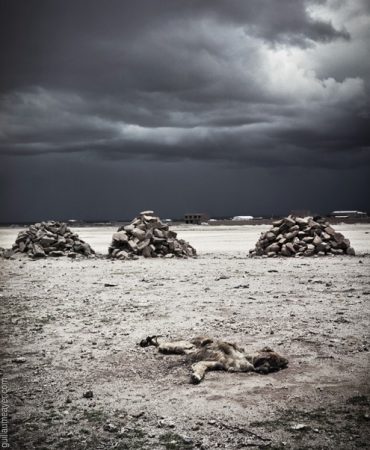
[9,221,94,258]
[250,216,355,257]
[109,211,196,259]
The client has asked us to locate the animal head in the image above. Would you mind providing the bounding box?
[252,347,288,374]
[139,335,161,347]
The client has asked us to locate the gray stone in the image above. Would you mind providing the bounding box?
[112,231,128,243]
[285,230,299,240]
[143,214,158,222]
[153,228,165,238]
[304,247,315,257]
[295,217,309,226]
[316,242,329,253]
[266,232,276,241]
[286,242,296,254]
[266,243,280,253]
[281,245,291,256]
[40,236,56,246]
[104,423,119,433]
[333,232,345,244]
[272,219,283,226]
[303,236,314,243]
[83,390,93,399]
[33,244,46,257]
[116,250,129,259]
[137,239,151,251]
[270,227,280,235]
[49,251,64,257]
[131,228,146,240]
[124,224,135,232]
[142,246,152,258]
[331,248,344,255]
[346,247,356,256]
[283,216,296,227]
[324,226,336,236]
[308,219,321,229]
[128,240,138,251]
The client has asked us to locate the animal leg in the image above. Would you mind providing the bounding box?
[191,361,224,384]
[227,359,255,373]
[158,340,195,355]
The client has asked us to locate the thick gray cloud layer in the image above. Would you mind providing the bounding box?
[0,0,369,221]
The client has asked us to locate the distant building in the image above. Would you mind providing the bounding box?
[329,210,367,218]
[184,213,209,224]
[232,215,254,221]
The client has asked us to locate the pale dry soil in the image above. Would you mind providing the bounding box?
[0,225,370,449]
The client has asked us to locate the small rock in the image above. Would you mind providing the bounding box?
[104,423,119,432]
[290,423,309,431]
[82,390,94,399]
[12,357,27,364]
[158,419,175,428]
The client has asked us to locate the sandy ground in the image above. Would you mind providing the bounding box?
[0,225,370,449]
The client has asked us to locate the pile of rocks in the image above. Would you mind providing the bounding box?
[249,216,355,257]
[9,221,95,258]
[109,211,196,259]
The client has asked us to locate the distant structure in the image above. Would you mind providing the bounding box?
[184,213,209,224]
[232,215,254,221]
[329,210,367,218]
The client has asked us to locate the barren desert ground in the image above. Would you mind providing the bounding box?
[1,224,370,449]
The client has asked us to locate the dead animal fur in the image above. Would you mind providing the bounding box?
[140,336,288,384]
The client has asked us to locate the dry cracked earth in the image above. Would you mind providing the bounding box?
[1,228,370,449]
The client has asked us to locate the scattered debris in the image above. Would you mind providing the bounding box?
[250,215,355,257]
[108,211,196,259]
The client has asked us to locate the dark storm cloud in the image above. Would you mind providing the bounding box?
[0,0,369,221]
[0,0,350,94]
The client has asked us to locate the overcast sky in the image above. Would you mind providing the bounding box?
[0,0,369,222]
